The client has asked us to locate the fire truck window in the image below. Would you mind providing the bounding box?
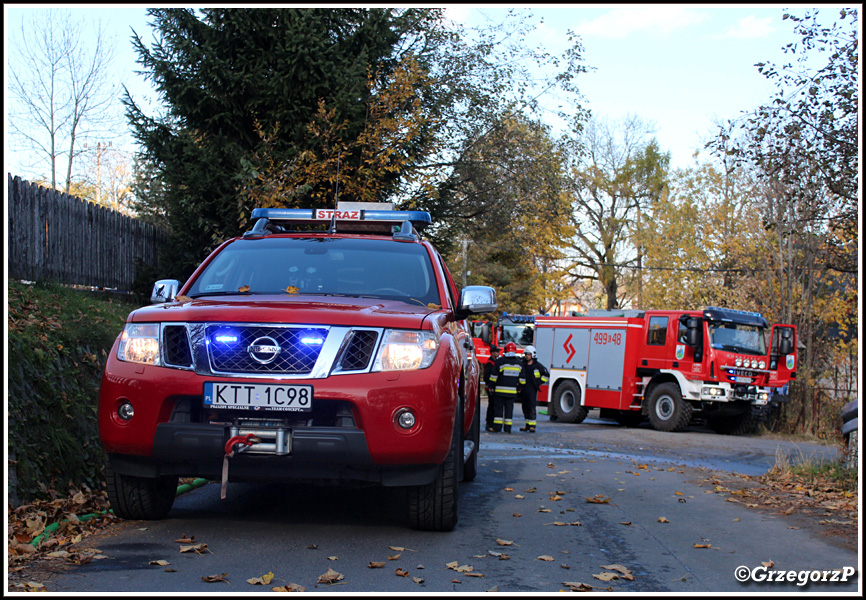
[647,316,669,345]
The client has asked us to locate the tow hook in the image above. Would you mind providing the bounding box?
[221,433,260,499]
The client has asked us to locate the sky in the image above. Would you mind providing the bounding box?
[3,4,857,181]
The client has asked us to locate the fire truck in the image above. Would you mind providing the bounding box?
[469,313,535,365]
[534,308,797,434]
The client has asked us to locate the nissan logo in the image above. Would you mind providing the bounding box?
[248,336,281,364]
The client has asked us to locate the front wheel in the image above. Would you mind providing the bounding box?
[105,457,177,520]
[647,383,692,432]
[407,415,460,531]
[553,380,588,424]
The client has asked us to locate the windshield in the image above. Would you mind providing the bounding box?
[708,322,768,356]
[500,324,534,347]
[188,237,441,307]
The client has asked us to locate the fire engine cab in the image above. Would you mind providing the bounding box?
[470,313,535,365]
[98,202,497,531]
[534,307,797,434]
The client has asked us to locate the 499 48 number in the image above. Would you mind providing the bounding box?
[204,382,313,412]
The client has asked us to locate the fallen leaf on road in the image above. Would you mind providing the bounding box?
[585,495,611,504]
[202,572,230,584]
[762,560,775,568]
[180,543,210,554]
[368,562,386,568]
[395,568,410,577]
[412,576,424,584]
[496,539,514,546]
[247,572,274,585]
[693,544,711,549]
[388,553,401,560]
[174,535,195,543]
[601,564,634,580]
[149,560,171,566]
[317,568,345,584]
[593,572,619,581]
[272,583,305,592]
[563,581,594,592]
[658,517,669,523]
[537,555,555,561]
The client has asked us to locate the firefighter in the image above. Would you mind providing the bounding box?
[489,342,523,433]
[517,345,549,433]
[484,345,501,432]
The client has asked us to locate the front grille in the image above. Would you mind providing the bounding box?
[206,325,329,375]
[163,325,193,368]
[338,330,379,371]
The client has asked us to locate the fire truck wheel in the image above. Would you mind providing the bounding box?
[553,380,589,424]
[105,458,177,520]
[407,410,460,531]
[647,383,692,432]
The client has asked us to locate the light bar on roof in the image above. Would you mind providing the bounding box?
[250,206,431,228]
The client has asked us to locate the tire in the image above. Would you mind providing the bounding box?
[552,380,588,424]
[647,383,692,432]
[708,410,758,436]
[105,457,177,520]
[407,413,460,531]
[614,410,644,427]
[463,394,480,482]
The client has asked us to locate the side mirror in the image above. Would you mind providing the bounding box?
[151,279,180,304]
[456,286,497,319]
[685,318,701,346]
[779,328,794,355]
[480,322,492,344]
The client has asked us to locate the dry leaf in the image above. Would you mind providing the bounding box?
[515,494,525,499]
[658,517,670,523]
[395,568,410,577]
[238,285,250,293]
[538,508,552,513]
[504,487,514,492]
[593,572,619,581]
[563,581,594,592]
[284,286,299,294]
[175,295,192,302]
[272,583,306,592]
[388,553,401,560]
[202,572,230,584]
[175,535,195,543]
[466,573,485,578]
[317,568,344,584]
[619,521,632,526]
[496,539,514,546]
[601,564,634,580]
[537,555,555,561]
[693,543,711,549]
[179,543,209,554]
[149,560,171,566]
[247,572,274,585]
[585,495,611,504]
[762,560,775,568]
[368,562,386,569]
[389,546,415,552]
[327,556,338,561]
[513,513,522,518]
[412,576,425,584]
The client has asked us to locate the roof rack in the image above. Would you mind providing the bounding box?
[243,202,432,239]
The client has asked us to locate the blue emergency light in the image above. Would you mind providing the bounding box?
[244,204,432,239]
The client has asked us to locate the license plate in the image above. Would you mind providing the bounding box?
[733,376,752,383]
[204,382,313,412]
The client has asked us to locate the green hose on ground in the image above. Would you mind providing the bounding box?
[28,478,210,547]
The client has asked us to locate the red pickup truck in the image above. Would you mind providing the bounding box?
[98,203,497,531]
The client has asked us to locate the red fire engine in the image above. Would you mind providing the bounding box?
[534,308,797,434]
[469,313,535,365]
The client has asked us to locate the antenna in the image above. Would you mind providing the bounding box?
[328,153,340,234]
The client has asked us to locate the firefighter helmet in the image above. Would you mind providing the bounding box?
[504,342,517,354]
[524,345,536,357]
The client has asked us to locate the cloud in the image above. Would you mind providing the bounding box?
[574,6,708,39]
[718,15,776,39]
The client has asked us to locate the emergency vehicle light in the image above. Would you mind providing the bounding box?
[250,207,432,228]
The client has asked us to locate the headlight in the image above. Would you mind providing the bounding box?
[373,330,438,371]
[118,323,161,365]
[759,360,766,369]
[735,358,743,367]
[750,359,758,368]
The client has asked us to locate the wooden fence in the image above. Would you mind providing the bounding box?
[7,174,166,292]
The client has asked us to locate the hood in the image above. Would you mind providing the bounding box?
[129,295,440,330]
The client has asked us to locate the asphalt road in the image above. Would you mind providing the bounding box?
[42,406,859,594]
